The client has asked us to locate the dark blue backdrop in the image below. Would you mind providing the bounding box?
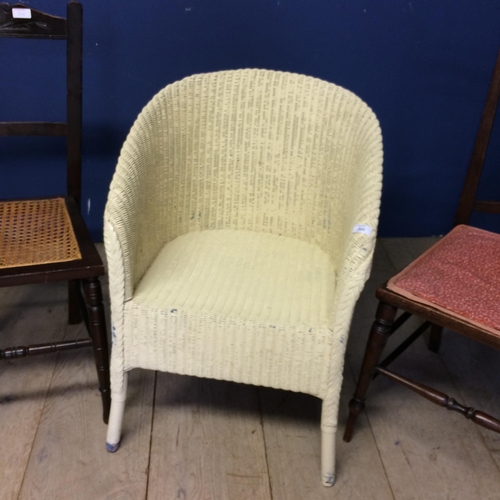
[1,0,499,240]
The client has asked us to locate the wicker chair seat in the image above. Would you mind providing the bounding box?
[125,229,336,394]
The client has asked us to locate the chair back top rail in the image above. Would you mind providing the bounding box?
[0,3,66,39]
[455,49,500,225]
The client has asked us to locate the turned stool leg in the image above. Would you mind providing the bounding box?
[343,301,397,442]
[83,277,111,424]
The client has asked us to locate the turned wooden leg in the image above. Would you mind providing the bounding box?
[377,367,500,433]
[68,279,82,325]
[428,323,443,353]
[343,301,397,442]
[83,277,111,424]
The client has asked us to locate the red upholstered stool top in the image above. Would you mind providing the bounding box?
[387,225,500,335]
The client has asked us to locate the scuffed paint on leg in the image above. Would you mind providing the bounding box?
[106,441,120,453]
[322,473,335,487]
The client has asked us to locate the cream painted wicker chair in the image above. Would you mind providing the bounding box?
[104,69,383,486]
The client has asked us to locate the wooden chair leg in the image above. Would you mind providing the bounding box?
[68,279,82,325]
[428,323,443,353]
[83,277,111,424]
[343,301,397,442]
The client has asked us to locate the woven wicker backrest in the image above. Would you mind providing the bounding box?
[107,69,382,297]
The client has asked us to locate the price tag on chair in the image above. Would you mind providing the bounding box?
[353,224,373,235]
[12,8,32,19]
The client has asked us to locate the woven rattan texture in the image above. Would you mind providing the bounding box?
[104,69,384,481]
[105,67,383,405]
[0,198,81,269]
[126,229,336,395]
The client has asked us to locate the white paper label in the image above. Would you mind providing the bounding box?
[352,224,373,235]
[12,8,32,19]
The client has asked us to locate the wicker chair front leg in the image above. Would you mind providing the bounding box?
[321,427,336,486]
[106,372,128,452]
[320,374,344,487]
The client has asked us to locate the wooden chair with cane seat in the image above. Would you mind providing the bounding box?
[0,2,110,423]
[344,49,500,443]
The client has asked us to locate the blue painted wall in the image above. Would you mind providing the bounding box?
[1,0,499,239]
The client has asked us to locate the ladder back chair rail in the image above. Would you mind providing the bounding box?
[0,1,82,206]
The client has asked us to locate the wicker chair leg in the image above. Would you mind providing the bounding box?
[106,373,128,453]
[321,428,336,487]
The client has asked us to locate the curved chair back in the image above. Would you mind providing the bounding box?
[108,70,382,293]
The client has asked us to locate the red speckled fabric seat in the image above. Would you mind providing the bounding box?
[387,225,500,336]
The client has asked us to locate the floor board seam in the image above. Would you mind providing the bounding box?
[144,370,158,500]
[16,350,61,500]
[346,357,396,500]
[258,387,275,500]
[379,239,400,274]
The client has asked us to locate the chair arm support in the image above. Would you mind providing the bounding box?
[329,126,383,342]
[104,105,170,300]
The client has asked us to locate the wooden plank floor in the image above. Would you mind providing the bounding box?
[1,239,499,499]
